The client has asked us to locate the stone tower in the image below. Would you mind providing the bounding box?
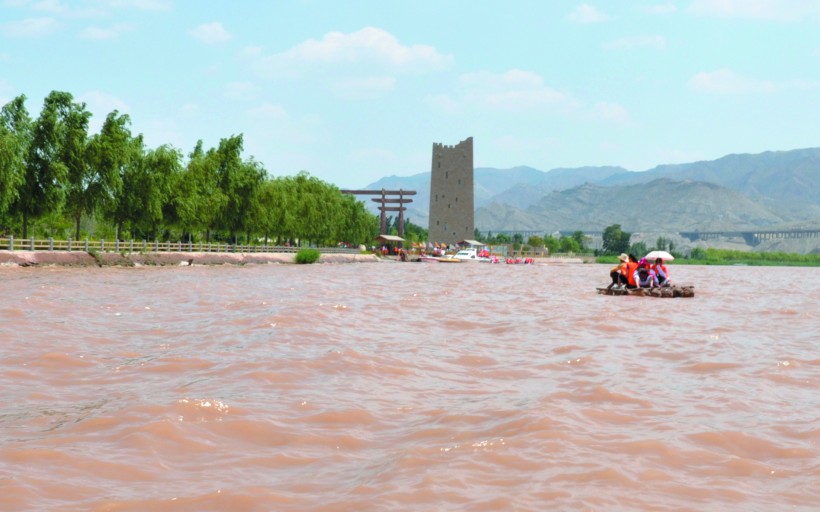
[428,137,474,244]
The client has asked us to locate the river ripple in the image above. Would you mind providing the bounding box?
[0,262,817,511]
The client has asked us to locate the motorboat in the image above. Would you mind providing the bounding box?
[452,248,495,263]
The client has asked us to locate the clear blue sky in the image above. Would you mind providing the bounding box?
[2,0,819,188]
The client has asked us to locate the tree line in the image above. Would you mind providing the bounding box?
[0,91,380,246]
[478,230,590,254]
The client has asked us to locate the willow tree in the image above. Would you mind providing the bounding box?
[128,144,182,239]
[336,194,378,245]
[107,134,145,239]
[0,95,31,225]
[289,171,344,245]
[211,135,265,243]
[174,140,227,243]
[236,158,267,244]
[254,177,291,244]
[83,111,133,240]
[60,99,94,241]
[17,91,76,238]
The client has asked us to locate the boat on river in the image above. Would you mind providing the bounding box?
[596,285,695,298]
[452,248,495,263]
[414,253,461,263]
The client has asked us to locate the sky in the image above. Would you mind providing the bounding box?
[2,0,820,189]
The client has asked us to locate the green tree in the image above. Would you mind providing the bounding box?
[237,158,267,244]
[494,233,511,244]
[0,95,31,224]
[289,171,340,245]
[602,223,631,255]
[212,135,265,243]
[629,241,648,258]
[571,230,587,252]
[108,135,146,239]
[178,140,227,242]
[527,235,544,248]
[61,100,94,240]
[543,235,560,254]
[654,236,669,251]
[17,91,76,238]
[401,218,427,245]
[559,236,580,253]
[336,194,378,245]
[85,111,133,239]
[123,144,181,239]
[254,178,283,244]
[689,247,706,260]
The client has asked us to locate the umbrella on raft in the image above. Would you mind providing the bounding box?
[645,250,674,261]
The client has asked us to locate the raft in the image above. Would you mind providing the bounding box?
[596,285,695,298]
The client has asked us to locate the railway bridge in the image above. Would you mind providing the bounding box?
[679,229,820,246]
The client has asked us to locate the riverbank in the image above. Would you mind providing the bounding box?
[0,250,379,267]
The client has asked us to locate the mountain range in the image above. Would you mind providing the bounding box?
[363,147,820,236]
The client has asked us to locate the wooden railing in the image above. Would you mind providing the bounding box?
[0,237,361,255]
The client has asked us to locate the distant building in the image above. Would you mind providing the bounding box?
[428,137,474,244]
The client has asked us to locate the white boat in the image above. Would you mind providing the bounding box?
[452,248,495,263]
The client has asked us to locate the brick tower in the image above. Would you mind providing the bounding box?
[428,137,474,244]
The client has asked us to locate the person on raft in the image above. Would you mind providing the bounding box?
[652,258,671,287]
[624,254,640,289]
[634,259,659,288]
[607,253,630,290]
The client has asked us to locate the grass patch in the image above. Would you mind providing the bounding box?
[87,249,103,267]
[595,250,820,267]
[294,248,321,264]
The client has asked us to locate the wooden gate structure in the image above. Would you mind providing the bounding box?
[340,189,416,238]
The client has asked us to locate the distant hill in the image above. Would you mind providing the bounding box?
[363,172,430,227]
[361,147,820,234]
[476,178,787,233]
[602,148,820,200]
[484,166,628,208]
[363,165,629,226]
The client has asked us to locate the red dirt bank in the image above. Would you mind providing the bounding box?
[0,250,379,267]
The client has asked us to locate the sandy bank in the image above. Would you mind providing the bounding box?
[0,250,379,267]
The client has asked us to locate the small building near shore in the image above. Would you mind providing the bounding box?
[375,234,405,255]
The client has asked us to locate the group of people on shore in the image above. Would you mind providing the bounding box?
[607,253,671,290]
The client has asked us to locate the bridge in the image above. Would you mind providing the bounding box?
[679,229,820,246]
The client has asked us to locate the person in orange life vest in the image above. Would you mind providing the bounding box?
[634,260,658,288]
[624,253,640,289]
[652,258,670,286]
[607,253,630,290]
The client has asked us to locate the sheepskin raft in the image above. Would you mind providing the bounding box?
[596,285,695,298]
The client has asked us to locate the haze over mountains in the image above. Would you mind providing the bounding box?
[363,147,820,236]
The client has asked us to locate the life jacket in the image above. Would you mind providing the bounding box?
[626,261,638,286]
[652,264,668,279]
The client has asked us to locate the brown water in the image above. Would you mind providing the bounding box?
[0,262,817,511]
